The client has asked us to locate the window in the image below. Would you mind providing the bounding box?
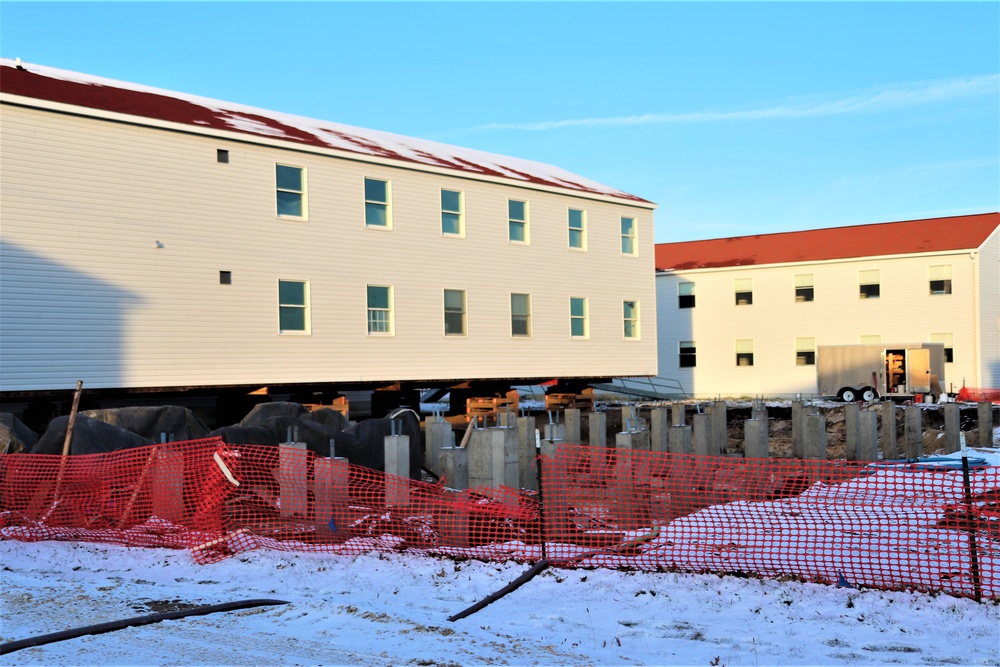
[570,297,588,338]
[219,271,232,285]
[736,339,754,366]
[365,178,391,228]
[735,278,753,305]
[217,149,229,164]
[278,280,309,333]
[508,199,528,243]
[276,165,306,218]
[441,189,464,236]
[679,341,696,368]
[568,209,586,250]
[444,289,466,336]
[859,270,880,299]
[929,265,952,295]
[620,216,637,255]
[795,337,816,366]
[623,300,639,339]
[511,293,531,337]
[795,274,814,302]
[860,335,881,344]
[367,285,393,335]
[678,282,695,308]
[930,333,954,363]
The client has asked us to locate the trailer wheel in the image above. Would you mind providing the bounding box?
[838,387,857,403]
[861,387,878,402]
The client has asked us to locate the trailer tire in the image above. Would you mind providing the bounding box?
[861,387,878,402]
[838,387,857,403]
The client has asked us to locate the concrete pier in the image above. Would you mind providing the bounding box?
[880,401,899,460]
[278,441,308,517]
[844,403,860,460]
[693,412,712,456]
[424,415,454,474]
[943,404,960,453]
[565,408,582,444]
[668,424,693,454]
[712,400,728,455]
[313,456,349,530]
[904,406,922,459]
[671,402,686,426]
[517,415,536,490]
[650,407,669,454]
[588,411,607,448]
[980,402,995,449]
[384,434,410,505]
[858,411,877,461]
[744,419,768,459]
[439,446,469,490]
[468,427,518,489]
[804,414,827,460]
[791,400,805,459]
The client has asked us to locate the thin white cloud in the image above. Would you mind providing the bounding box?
[474,75,1000,131]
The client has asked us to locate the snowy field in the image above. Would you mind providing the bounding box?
[2,538,998,667]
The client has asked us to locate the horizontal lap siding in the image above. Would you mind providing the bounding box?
[1,104,656,391]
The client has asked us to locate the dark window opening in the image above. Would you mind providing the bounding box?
[678,294,695,308]
[217,149,229,163]
[795,287,814,302]
[796,351,816,366]
[679,343,696,368]
[930,280,952,295]
[220,271,232,285]
[859,284,880,299]
[735,292,753,306]
[944,347,954,363]
[736,353,754,367]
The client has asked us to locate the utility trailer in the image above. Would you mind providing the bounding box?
[817,343,946,402]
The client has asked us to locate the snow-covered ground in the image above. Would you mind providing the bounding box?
[2,539,999,666]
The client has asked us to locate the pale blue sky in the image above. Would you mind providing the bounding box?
[2,2,997,242]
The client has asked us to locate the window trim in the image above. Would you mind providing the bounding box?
[620,216,637,256]
[366,285,394,336]
[510,292,532,338]
[275,164,307,220]
[569,296,589,339]
[734,278,753,306]
[508,199,529,244]
[277,279,310,335]
[441,189,464,238]
[735,339,754,367]
[443,289,467,337]
[364,177,392,229]
[794,274,814,303]
[568,208,587,251]
[623,300,640,340]
[795,337,816,366]
[929,265,952,295]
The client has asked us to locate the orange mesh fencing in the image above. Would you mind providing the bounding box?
[1,438,995,599]
[956,387,1000,403]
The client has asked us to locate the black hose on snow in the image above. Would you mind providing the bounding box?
[0,598,290,655]
[447,558,549,622]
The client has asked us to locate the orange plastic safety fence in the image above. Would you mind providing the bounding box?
[1,439,996,599]
[956,387,1000,404]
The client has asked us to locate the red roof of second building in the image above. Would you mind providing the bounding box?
[655,213,999,271]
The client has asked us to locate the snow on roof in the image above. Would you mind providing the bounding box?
[0,59,649,204]
[655,212,1000,271]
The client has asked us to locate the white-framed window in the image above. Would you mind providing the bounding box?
[278,279,310,334]
[570,297,588,338]
[366,285,393,335]
[678,282,695,308]
[859,269,880,299]
[736,339,754,366]
[623,300,639,339]
[444,289,467,336]
[568,208,586,250]
[510,293,531,337]
[441,189,464,236]
[620,216,637,255]
[930,332,954,363]
[508,199,528,243]
[929,265,952,295]
[795,337,816,366]
[276,164,306,219]
[679,341,696,368]
[795,274,814,302]
[735,278,753,305]
[365,177,391,228]
[860,334,881,344]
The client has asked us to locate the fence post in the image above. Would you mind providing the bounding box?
[904,406,922,459]
[880,401,899,460]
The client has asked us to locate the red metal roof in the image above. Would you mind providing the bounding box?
[655,213,1000,271]
[0,59,649,204]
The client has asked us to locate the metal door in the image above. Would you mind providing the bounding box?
[906,348,931,393]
